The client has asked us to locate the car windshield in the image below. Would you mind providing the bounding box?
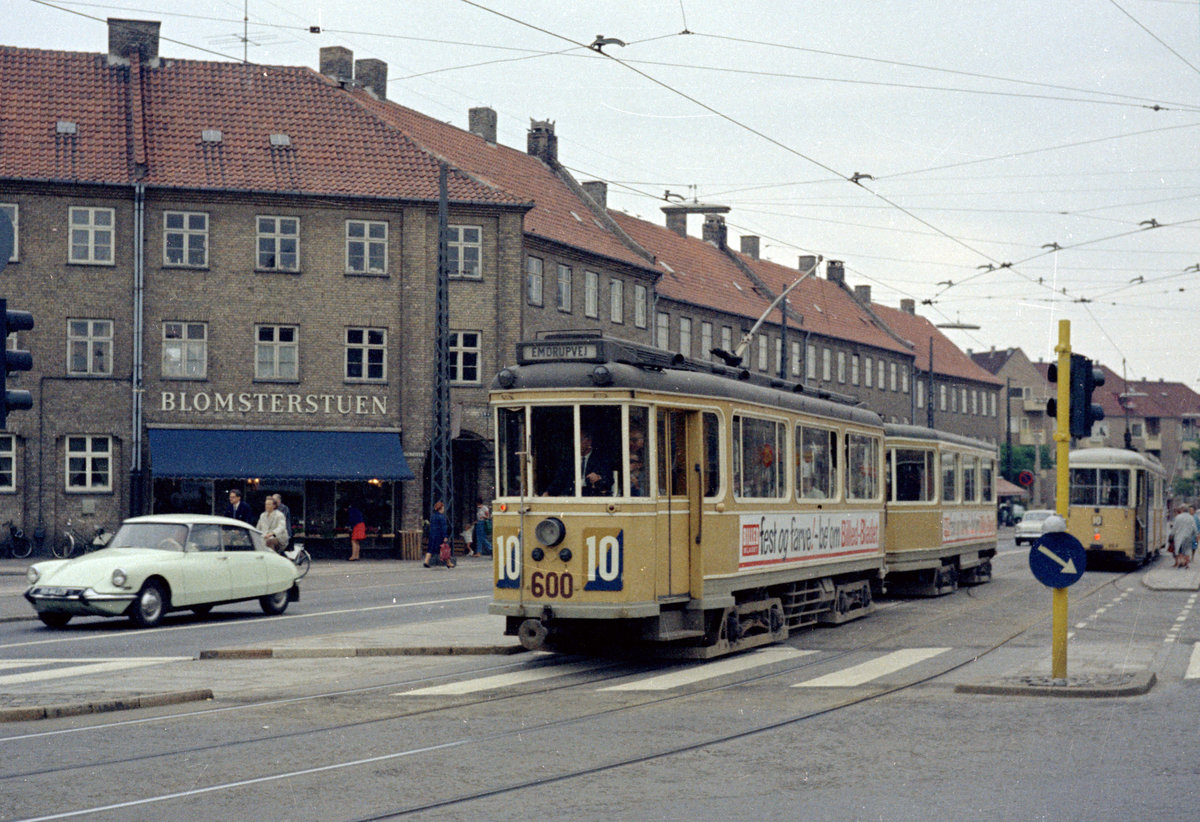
[107,523,190,551]
[1022,511,1053,523]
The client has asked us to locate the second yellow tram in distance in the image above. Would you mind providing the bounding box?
[488,332,995,657]
[1066,446,1166,567]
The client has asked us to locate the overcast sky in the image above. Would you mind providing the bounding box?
[8,1,1200,385]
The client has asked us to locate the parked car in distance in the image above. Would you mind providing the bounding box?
[1014,509,1056,546]
[24,514,300,628]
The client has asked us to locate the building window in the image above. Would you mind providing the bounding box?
[345,328,386,382]
[877,360,885,390]
[961,388,968,413]
[837,351,846,384]
[722,326,733,352]
[68,319,112,376]
[634,284,648,328]
[255,325,298,380]
[889,362,898,391]
[902,369,910,394]
[971,390,979,415]
[940,384,947,411]
[256,215,299,271]
[774,338,782,375]
[822,348,832,381]
[164,211,208,267]
[851,354,860,385]
[527,256,544,306]
[755,335,767,371]
[791,341,801,377]
[864,356,873,388]
[609,277,623,323]
[448,225,482,278]
[656,312,670,349]
[557,264,572,312]
[584,271,599,318]
[1,204,18,262]
[679,317,692,357]
[162,321,207,379]
[346,220,387,274]
[991,394,997,417]
[449,331,481,384]
[66,435,111,492]
[0,434,13,491]
[69,206,114,264]
[917,380,925,408]
[804,344,815,380]
[701,322,713,360]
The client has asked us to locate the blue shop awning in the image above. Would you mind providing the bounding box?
[148,429,414,481]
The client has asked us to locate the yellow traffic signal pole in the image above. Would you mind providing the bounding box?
[1052,320,1072,680]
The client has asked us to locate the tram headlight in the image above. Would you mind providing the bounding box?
[590,365,613,386]
[534,516,565,547]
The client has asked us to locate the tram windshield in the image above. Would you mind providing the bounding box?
[1070,467,1130,507]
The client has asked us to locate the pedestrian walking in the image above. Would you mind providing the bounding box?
[272,493,292,540]
[1171,505,1196,569]
[426,500,448,568]
[223,489,254,525]
[471,496,492,556]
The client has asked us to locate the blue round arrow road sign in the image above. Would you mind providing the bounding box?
[1029,531,1087,588]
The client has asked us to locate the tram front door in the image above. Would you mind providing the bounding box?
[655,408,696,597]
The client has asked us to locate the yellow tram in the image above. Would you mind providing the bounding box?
[1066,447,1166,566]
[883,425,998,595]
[489,333,887,657]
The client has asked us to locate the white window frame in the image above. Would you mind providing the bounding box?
[609,277,623,323]
[256,215,299,271]
[345,327,387,382]
[917,379,925,409]
[67,319,113,376]
[584,271,599,318]
[527,256,544,306]
[255,324,299,380]
[902,369,910,394]
[0,434,14,492]
[807,344,817,380]
[757,335,768,371]
[163,211,209,268]
[634,284,648,328]
[851,354,860,385]
[447,224,482,279]
[791,341,801,377]
[66,435,112,492]
[877,360,885,390]
[722,326,733,352]
[890,362,898,392]
[557,264,572,313]
[822,348,832,381]
[837,351,846,384]
[69,206,114,265]
[940,384,947,411]
[345,219,388,275]
[679,317,692,357]
[864,356,873,388]
[449,330,481,385]
[701,321,713,361]
[162,321,208,379]
[774,338,782,375]
[1,204,17,262]
[657,312,670,349]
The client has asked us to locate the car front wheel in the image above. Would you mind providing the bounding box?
[260,589,289,615]
[131,580,168,628]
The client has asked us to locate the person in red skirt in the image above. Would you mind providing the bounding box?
[347,503,366,561]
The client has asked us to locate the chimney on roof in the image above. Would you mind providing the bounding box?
[469,107,497,143]
[740,235,760,260]
[581,181,608,210]
[355,58,387,99]
[107,18,160,66]
[527,120,558,164]
[900,298,916,315]
[798,255,819,275]
[826,259,845,283]
[320,46,354,82]
[666,212,687,237]
[854,285,871,304]
[702,215,727,249]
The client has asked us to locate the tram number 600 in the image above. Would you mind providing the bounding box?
[530,570,573,599]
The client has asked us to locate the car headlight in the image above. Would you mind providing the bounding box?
[111,568,127,587]
[26,566,39,585]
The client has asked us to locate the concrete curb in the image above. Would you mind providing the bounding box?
[199,645,525,659]
[954,670,1155,698]
[0,688,214,723]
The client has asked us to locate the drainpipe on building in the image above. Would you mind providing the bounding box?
[130,183,146,515]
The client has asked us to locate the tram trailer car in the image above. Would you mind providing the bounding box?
[488,333,891,658]
[1066,447,1166,567]
[883,424,999,596]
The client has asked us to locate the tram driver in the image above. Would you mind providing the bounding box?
[543,428,614,496]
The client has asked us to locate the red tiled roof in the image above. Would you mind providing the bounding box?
[871,303,1003,385]
[0,46,524,205]
[350,93,656,271]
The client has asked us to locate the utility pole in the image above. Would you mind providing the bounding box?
[1005,377,1013,479]
[429,164,453,535]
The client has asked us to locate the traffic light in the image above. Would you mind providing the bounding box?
[1046,354,1104,439]
[0,298,34,429]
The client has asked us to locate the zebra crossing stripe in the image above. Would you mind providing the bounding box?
[0,657,187,686]
[1186,643,1200,680]
[792,647,950,688]
[397,661,604,695]
[599,647,812,692]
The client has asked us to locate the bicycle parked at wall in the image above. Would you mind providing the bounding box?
[53,518,113,559]
[2,521,32,559]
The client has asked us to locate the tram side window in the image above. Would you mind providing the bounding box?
[703,412,721,498]
[981,458,994,502]
[798,425,837,500]
[628,406,649,497]
[962,455,978,502]
[496,407,526,497]
[890,448,933,502]
[1070,466,1131,507]
[942,453,959,503]
[1069,468,1097,506]
[734,415,785,498]
[655,409,689,497]
[846,433,880,500]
